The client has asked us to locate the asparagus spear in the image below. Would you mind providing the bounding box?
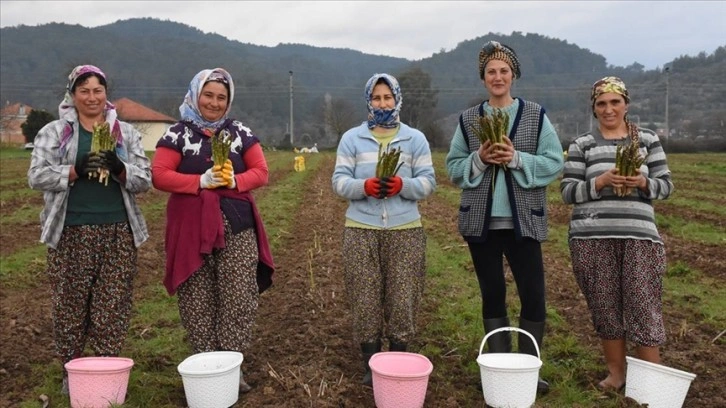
[212,129,233,167]
[473,108,510,172]
[375,145,403,178]
[90,122,116,186]
[613,122,644,196]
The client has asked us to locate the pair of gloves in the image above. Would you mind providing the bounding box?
[200,159,236,190]
[364,176,403,199]
[75,150,124,177]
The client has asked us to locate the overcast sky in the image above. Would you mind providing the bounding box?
[1,1,724,70]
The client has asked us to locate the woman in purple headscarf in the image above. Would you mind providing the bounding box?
[28,65,151,394]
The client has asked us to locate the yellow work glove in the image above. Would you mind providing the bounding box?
[213,159,236,189]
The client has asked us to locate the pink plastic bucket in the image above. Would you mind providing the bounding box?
[64,357,134,408]
[369,352,434,408]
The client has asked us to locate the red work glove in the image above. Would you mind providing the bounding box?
[381,176,402,197]
[364,177,384,198]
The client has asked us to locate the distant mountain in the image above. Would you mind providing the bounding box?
[2,18,724,149]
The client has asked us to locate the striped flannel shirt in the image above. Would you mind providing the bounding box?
[28,118,151,249]
[560,128,673,243]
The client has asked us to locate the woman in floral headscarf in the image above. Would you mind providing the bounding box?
[331,73,436,386]
[445,40,564,394]
[28,64,151,395]
[151,67,275,393]
[561,76,673,392]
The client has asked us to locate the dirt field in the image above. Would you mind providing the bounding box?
[1,153,724,407]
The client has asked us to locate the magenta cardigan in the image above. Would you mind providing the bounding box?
[163,188,275,295]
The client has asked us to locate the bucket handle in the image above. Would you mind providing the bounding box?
[478,326,540,360]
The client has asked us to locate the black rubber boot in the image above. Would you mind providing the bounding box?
[361,341,381,386]
[389,340,407,352]
[483,317,512,353]
[519,317,550,394]
[239,370,252,393]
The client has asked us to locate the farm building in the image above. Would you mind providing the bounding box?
[112,98,176,151]
[0,102,32,145]
[1,99,175,151]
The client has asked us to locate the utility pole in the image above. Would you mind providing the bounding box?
[664,66,670,150]
[289,71,294,146]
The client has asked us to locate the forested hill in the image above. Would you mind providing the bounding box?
[1,18,724,149]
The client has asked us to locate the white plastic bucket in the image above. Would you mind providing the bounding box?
[625,356,696,408]
[177,351,244,408]
[476,327,542,408]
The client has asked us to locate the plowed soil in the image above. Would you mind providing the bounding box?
[1,154,723,407]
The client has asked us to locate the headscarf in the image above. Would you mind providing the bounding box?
[57,65,121,155]
[179,68,234,131]
[364,73,402,129]
[590,76,630,117]
[478,41,521,79]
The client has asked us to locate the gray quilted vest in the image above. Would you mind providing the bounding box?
[457,98,548,242]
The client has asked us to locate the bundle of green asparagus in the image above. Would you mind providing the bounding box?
[90,122,116,186]
[212,129,233,167]
[614,123,645,197]
[474,108,510,170]
[212,129,234,186]
[375,144,403,178]
[474,108,509,146]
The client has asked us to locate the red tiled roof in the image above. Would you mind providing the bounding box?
[0,103,34,144]
[1,102,33,116]
[112,98,176,123]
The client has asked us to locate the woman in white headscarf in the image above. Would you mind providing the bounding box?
[332,73,436,386]
[28,64,151,395]
[151,67,275,393]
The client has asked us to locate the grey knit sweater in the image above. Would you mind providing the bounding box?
[560,128,674,243]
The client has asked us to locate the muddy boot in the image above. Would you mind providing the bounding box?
[519,317,549,394]
[389,340,407,352]
[483,317,512,353]
[361,341,381,386]
[239,370,252,393]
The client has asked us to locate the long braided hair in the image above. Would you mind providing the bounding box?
[626,119,640,147]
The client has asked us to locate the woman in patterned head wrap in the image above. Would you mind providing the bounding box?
[561,76,674,392]
[151,67,275,393]
[27,64,152,395]
[445,40,565,394]
[332,73,436,386]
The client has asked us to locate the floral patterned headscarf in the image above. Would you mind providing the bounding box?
[179,68,235,131]
[591,76,630,117]
[364,73,402,130]
[57,65,121,155]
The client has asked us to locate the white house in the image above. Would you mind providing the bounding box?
[113,98,176,151]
